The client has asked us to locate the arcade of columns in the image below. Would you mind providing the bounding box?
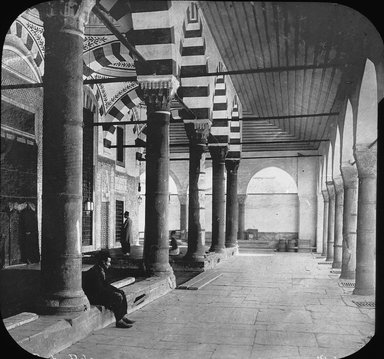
[34,0,376,314]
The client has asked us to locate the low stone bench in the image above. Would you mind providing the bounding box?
[178,271,223,290]
[111,276,135,289]
[3,312,39,331]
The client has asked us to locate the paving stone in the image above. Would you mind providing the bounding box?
[257,309,313,324]
[250,344,300,358]
[211,344,253,359]
[255,330,318,347]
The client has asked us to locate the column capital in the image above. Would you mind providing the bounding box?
[39,0,95,36]
[238,194,247,204]
[209,146,228,163]
[326,181,335,199]
[354,145,377,179]
[225,159,240,173]
[184,122,210,147]
[333,176,344,195]
[340,164,358,189]
[178,193,188,205]
[321,189,329,202]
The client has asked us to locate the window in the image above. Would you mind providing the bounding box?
[116,126,124,165]
[115,200,124,242]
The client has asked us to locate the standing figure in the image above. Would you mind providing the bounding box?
[121,211,132,256]
[169,230,180,256]
[82,250,135,328]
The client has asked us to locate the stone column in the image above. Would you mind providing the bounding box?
[353,146,376,295]
[38,0,94,314]
[326,181,335,262]
[178,193,188,241]
[141,87,174,283]
[225,160,240,248]
[237,194,247,240]
[209,146,228,253]
[340,165,358,280]
[321,190,329,257]
[184,125,209,261]
[332,176,344,269]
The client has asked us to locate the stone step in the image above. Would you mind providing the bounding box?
[178,272,223,290]
[3,312,38,331]
[6,275,174,358]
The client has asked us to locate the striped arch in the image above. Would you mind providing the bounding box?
[227,96,241,160]
[209,62,229,146]
[83,41,136,78]
[100,0,176,76]
[103,87,142,147]
[179,2,210,124]
[7,20,44,76]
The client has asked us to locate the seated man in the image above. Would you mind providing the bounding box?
[82,250,135,328]
[169,230,180,256]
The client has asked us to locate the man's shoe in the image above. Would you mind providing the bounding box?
[116,320,132,328]
[123,317,135,324]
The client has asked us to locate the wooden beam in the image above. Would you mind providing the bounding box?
[179,64,346,78]
[242,113,339,121]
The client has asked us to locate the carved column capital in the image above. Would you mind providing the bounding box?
[354,145,377,179]
[321,189,329,202]
[178,193,188,205]
[184,122,210,147]
[225,160,240,174]
[238,194,247,204]
[333,176,344,195]
[340,164,358,189]
[209,146,228,163]
[39,0,95,36]
[326,181,335,199]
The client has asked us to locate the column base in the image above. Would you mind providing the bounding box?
[183,252,206,262]
[332,261,342,269]
[339,270,356,280]
[209,246,226,254]
[36,290,90,314]
[353,286,375,296]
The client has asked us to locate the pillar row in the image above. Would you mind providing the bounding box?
[321,190,329,257]
[340,164,358,280]
[332,176,344,269]
[39,0,95,314]
[353,145,376,295]
[326,181,335,262]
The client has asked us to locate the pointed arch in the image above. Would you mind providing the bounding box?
[342,99,354,164]
[356,59,378,145]
[326,142,334,181]
[333,125,341,177]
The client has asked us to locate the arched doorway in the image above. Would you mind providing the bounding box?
[245,167,299,246]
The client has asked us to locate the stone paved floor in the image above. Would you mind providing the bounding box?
[53,252,375,359]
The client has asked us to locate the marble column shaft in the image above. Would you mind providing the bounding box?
[321,190,329,257]
[178,194,188,241]
[353,146,376,295]
[184,125,209,261]
[225,160,240,248]
[209,146,228,253]
[39,0,94,313]
[340,165,358,280]
[326,182,335,262]
[142,88,174,280]
[332,176,344,269]
[238,195,247,240]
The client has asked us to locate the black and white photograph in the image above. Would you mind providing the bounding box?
[0,1,382,358]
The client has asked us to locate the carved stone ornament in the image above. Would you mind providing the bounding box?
[225,159,240,174]
[340,164,358,189]
[326,181,335,199]
[237,194,247,204]
[38,0,95,36]
[354,145,377,179]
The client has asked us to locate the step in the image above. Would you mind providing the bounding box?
[178,271,222,290]
[3,312,38,331]
[5,275,174,358]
